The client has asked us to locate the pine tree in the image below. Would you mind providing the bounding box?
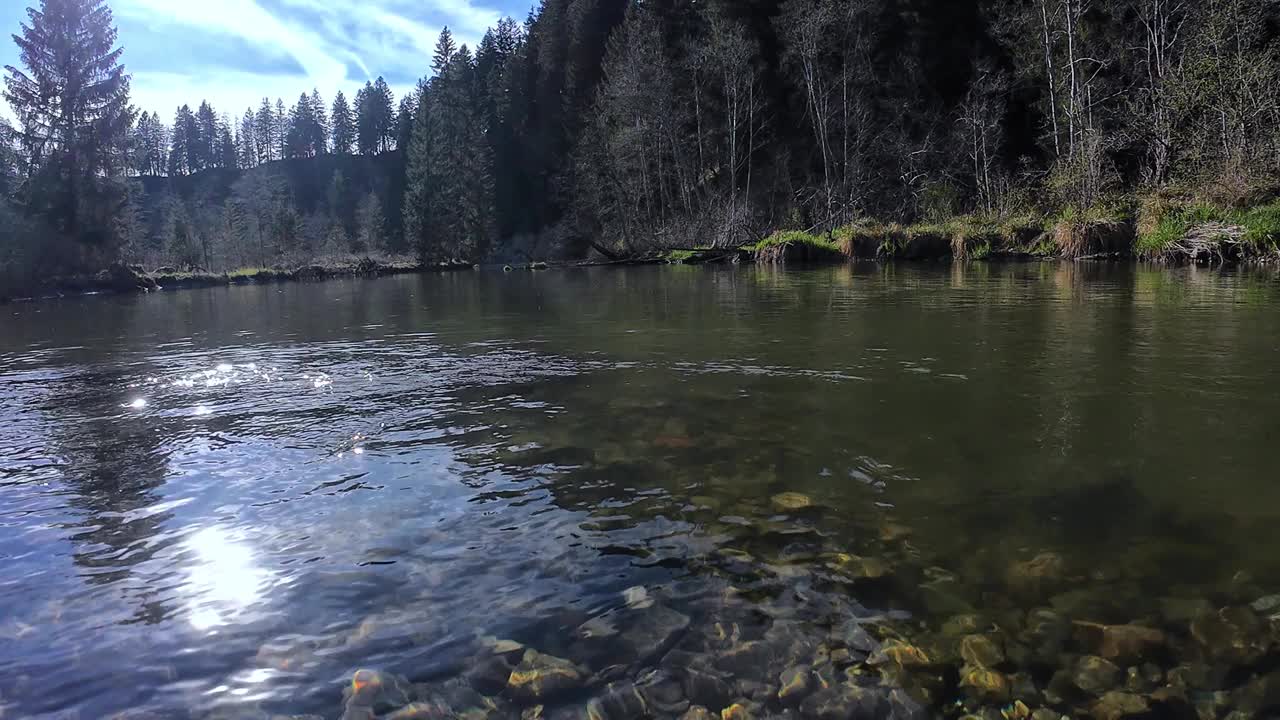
[195,101,218,170]
[395,95,416,152]
[406,36,493,261]
[255,98,274,162]
[311,89,329,154]
[355,82,377,155]
[433,26,458,72]
[372,77,396,153]
[239,109,257,168]
[169,104,195,175]
[286,92,316,158]
[274,98,288,160]
[331,90,355,155]
[218,122,237,169]
[3,0,135,260]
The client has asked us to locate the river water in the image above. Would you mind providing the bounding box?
[2,264,1279,719]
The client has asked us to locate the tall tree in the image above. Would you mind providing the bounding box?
[238,108,257,168]
[274,98,288,160]
[255,98,275,163]
[195,100,219,170]
[372,77,396,152]
[3,0,135,263]
[355,82,377,155]
[311,89,329,154]
[331,90,355,155]
[169,105,194,175]
[406,36,493,261]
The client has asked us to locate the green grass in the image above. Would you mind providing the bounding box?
[1135,200,1280,256]
[745,230,841,253]
[1241,202,1280,246]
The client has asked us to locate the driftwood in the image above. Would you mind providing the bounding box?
[1157,222,1249,264]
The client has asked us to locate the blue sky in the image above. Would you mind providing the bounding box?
[2,0,535,122]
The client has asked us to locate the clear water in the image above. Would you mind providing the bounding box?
[2,264,1279,719]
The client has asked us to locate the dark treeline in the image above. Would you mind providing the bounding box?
[3,0,1280,281]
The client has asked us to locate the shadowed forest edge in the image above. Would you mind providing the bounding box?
[3,0,1280,299]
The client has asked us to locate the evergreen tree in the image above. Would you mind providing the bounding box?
[372,77,396,153]
[286,92,317,158]
[238,109,257,168]
[218,122,237,169]
[169,104,195,175]
[406,36,493,261]
[395,95,416,152]
[3,0,135,262]
[195,100,218,171]
[255,98,275,163]
[355,82,377,155]
[311,89,329,154]
[433,26,458,72]
[331,90,355,155]
[274,98,288,160]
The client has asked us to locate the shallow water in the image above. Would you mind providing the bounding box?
[2,263,1280,719]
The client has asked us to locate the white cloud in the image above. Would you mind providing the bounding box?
[106,0,509,118]
[132,70,416,122]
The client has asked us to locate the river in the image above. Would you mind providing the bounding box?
[2,263,1279,719]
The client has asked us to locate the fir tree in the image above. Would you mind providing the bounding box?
[274,98,288,160]
[331,90,355,155]
[255,98,274,162]
[3,0,135,261]
[311,89,329,154]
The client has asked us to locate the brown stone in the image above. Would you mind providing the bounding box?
[1073,622,1166,664]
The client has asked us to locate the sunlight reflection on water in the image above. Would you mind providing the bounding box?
[183,526,271,631]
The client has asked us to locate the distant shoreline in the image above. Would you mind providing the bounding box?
[6,216,1279,304]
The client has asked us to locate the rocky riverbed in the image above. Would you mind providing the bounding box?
[200,490,1280,720]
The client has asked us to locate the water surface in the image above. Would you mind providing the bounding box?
[2,264,1279,719]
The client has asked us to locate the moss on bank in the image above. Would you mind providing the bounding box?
[746,231,843,263]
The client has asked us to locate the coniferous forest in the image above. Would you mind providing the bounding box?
[3,0,1280,289]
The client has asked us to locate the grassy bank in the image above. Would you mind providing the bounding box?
[735,198,1280,265]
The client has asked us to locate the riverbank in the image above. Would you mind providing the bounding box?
[0,257,478,304]
[700,199,1280,266]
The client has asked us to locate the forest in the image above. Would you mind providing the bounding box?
[2,0,1280,287]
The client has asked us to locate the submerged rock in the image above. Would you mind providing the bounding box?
[798,683,886,720]
[959,634,1005,669]
[665,653,734,710]
[1023,609,1071,663]
[636,669,688,714]
[586,682,648,720]
[1069,656,1122,697]
[827,553,890,581]
[343,669,413,715]
[771,493,814,512]
[1190,606,1268,666]
[1088,691,1149,720]
[1007,553,1066,598]
[959,665,1011,703]
[680,707,715,720]
[384,703,450,720]
[867,639,932,670]
[777,666,812,706]
[1072,622,1166,664]
[942,614,988,637]
[720,702,756,720]
[507,650,588,703]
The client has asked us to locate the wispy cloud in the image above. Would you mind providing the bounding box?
[0,0,525,121]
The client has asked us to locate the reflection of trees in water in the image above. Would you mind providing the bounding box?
[44,367,180,624]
